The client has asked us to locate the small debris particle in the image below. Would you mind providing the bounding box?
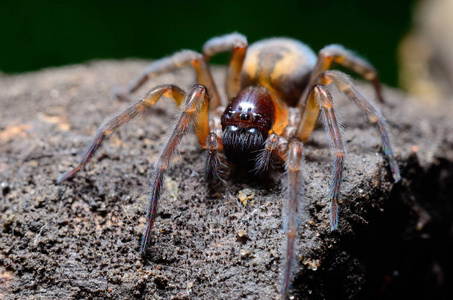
[164,177,179,201]
[237,230,247,238]
[240,249,251,257]
[308,220,315,226]
[1,182,10,196]
[303,259,321,271]
[40,114,70,131]
[0,124,32,142]
[237,188,255,206]
[136,128,145,139]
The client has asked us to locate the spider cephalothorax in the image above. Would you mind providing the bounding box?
[58,33,400,299]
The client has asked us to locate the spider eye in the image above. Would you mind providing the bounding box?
[252,114,262,122]
[240,113,250,120]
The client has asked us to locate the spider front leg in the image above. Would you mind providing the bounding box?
[280,138,304,300]
[141,84,210,254]
[319,71,401,182]
[299,44,385,111]
[202,32,248,99]
[297,85,346,231]
[114,50,221,108]
[57,84,186,183]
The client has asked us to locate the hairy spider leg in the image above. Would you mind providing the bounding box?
[280,85,345,297]
[296,85,346,231]
[203,32,248,100]
[319,71,401,182]
[317,85,346,231]
[57,84,205,183]
[141,85,210,255]
[299,44,385,112]
[280,138,304,300]
[114,50,221,109]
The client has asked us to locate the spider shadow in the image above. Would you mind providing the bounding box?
[205,160,285,201]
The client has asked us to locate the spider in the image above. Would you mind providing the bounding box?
[57,33,401,299]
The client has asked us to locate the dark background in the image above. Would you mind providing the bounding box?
[0,0,415,87]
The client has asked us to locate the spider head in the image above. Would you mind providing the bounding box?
[221,86,275,163]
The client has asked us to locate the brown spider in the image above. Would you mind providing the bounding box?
[57,33,400,299]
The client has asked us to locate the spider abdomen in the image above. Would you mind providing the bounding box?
[220,86,275,162]
[241,38,317,107]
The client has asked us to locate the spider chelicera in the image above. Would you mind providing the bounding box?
[57,33,401,299]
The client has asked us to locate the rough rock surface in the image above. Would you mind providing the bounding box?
[1,61,452,299]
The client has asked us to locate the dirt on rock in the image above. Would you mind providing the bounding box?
[0,60,452,299]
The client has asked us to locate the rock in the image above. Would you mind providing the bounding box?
[0,60,452,299]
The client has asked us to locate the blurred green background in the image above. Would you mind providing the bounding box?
[0,0,415,87]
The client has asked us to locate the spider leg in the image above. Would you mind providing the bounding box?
[297,84,346,231]
[202,32,248,100]
[319,71,401,182]
[57,84,209,183]
[114,50,221,109]
[281,138,304,300]
[299,44,384,111]
[141,84,210,254]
